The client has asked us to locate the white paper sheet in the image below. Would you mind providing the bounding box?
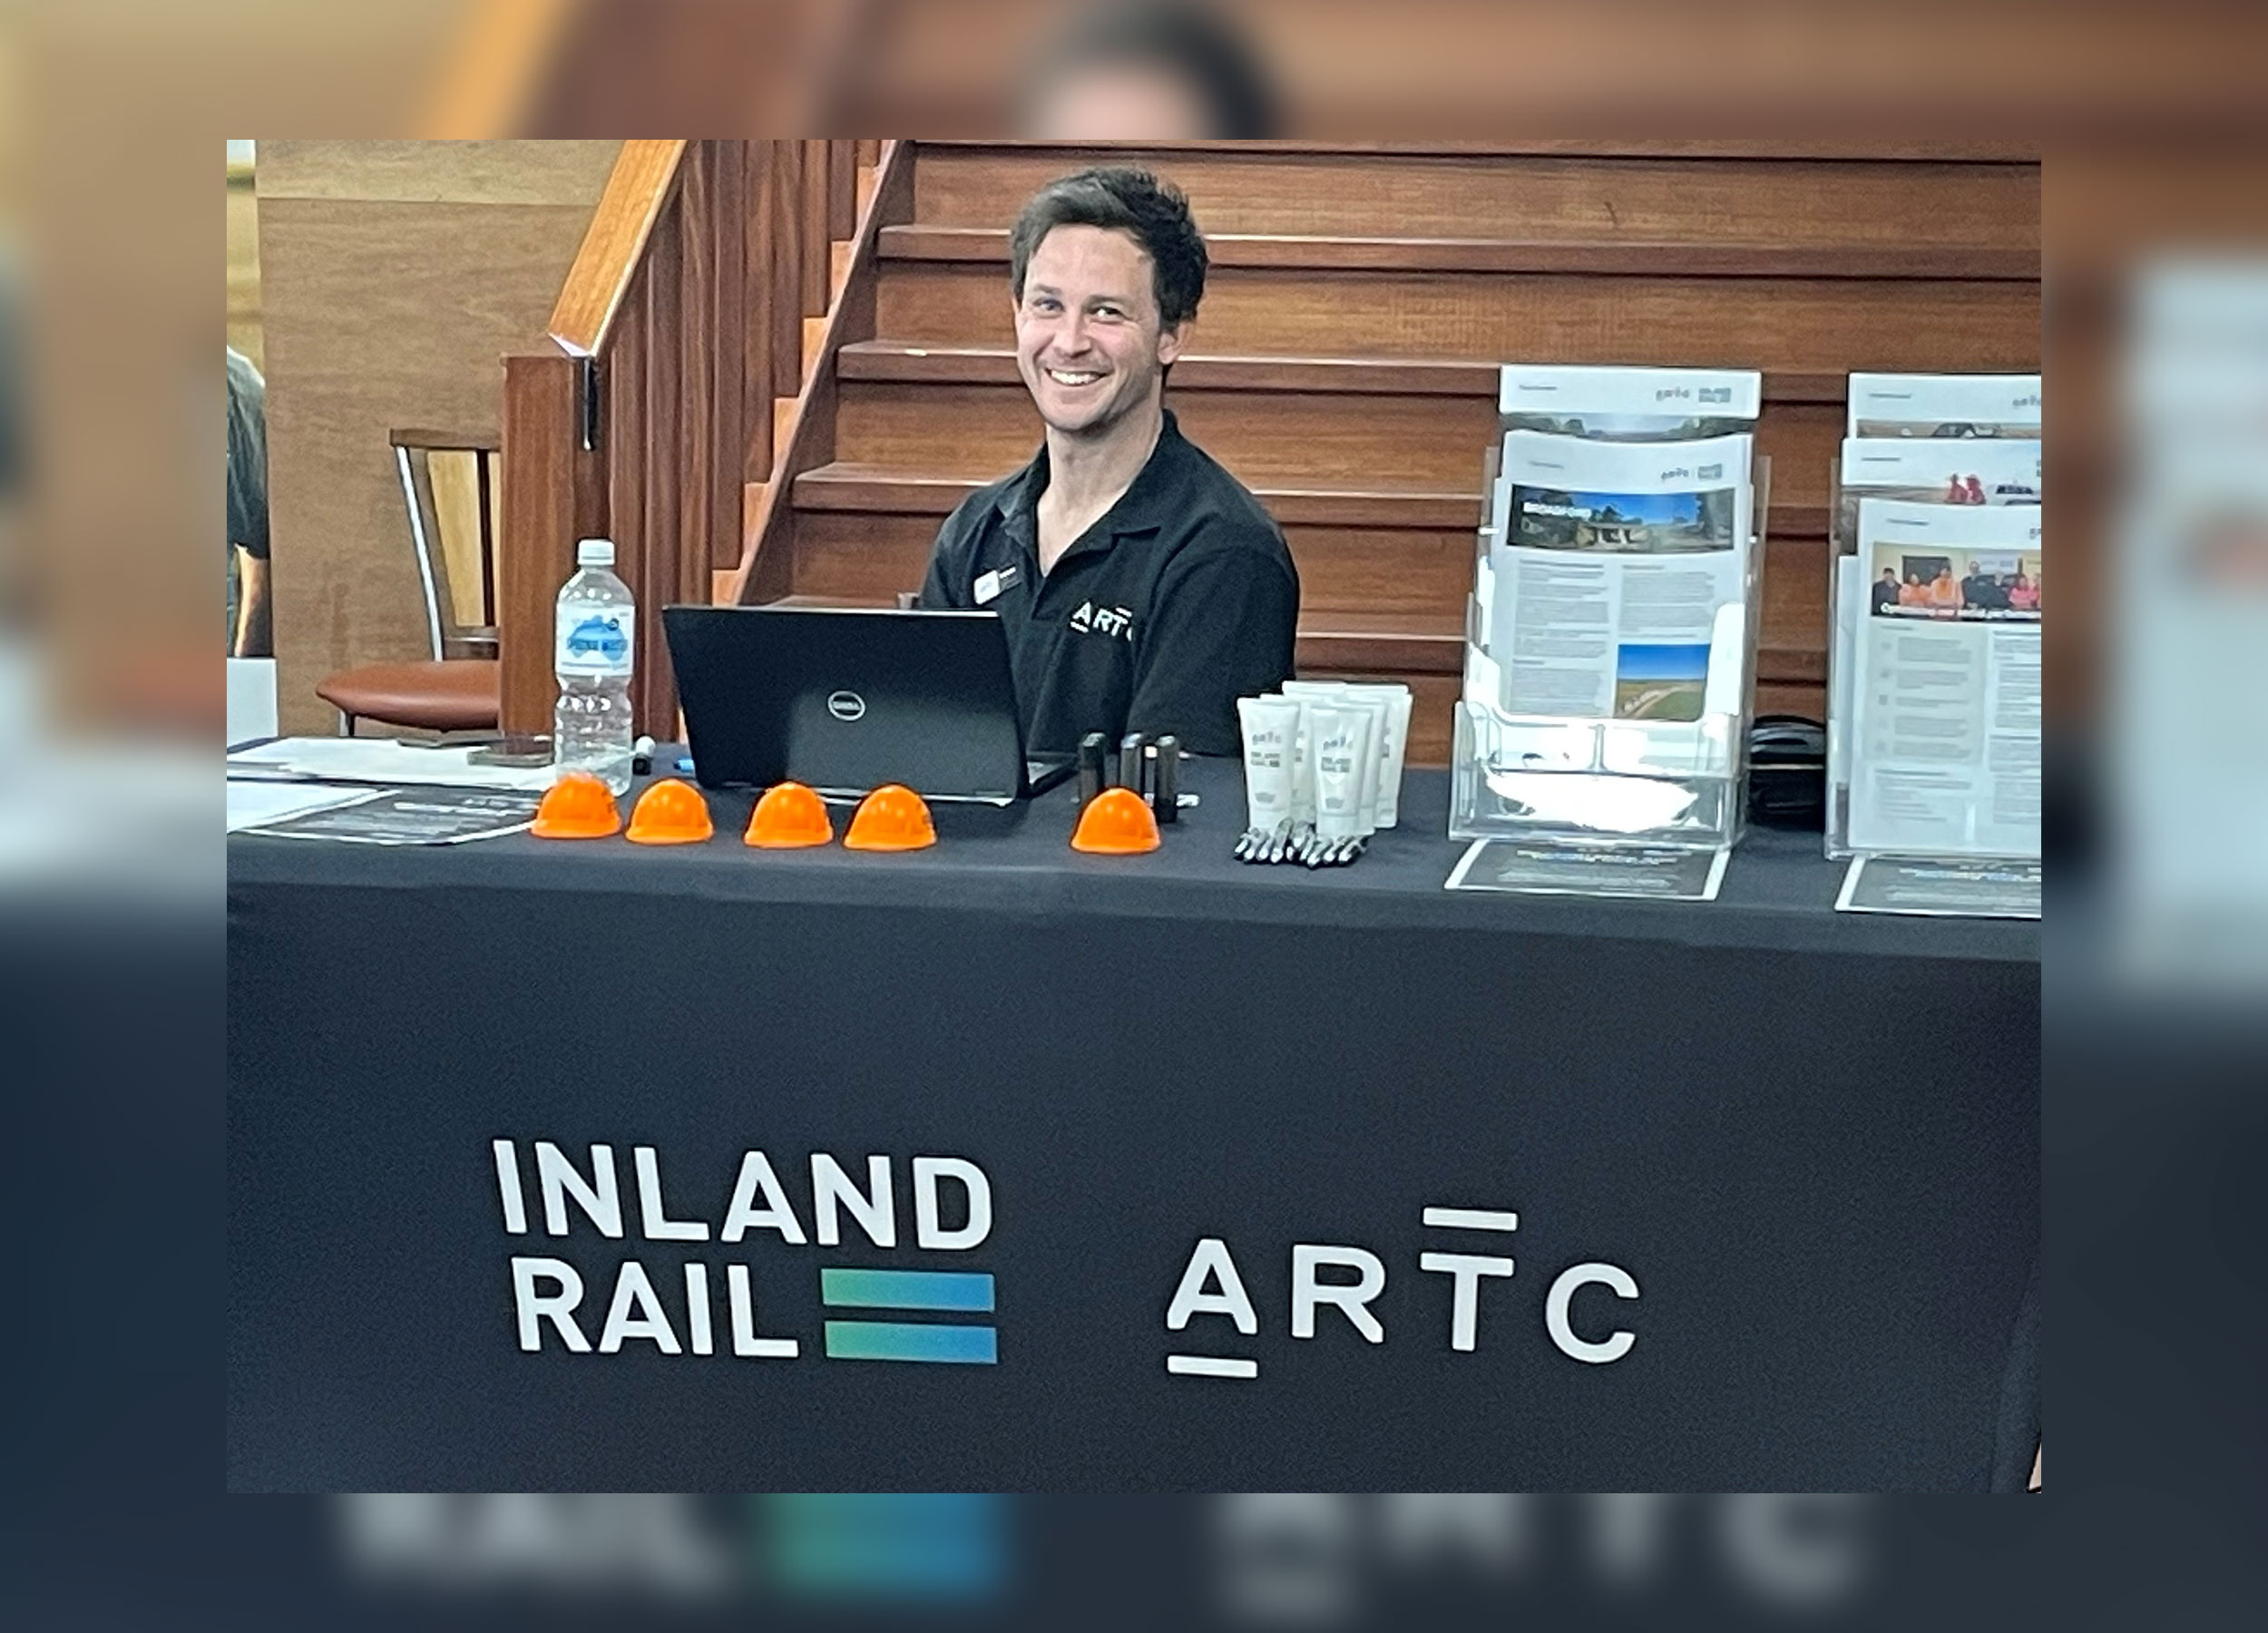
[226,737,558,792]
[227,781,384,832]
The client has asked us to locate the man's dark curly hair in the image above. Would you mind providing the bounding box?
[1008,167,1208,331]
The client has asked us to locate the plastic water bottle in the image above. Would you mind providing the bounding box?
[553,537,635,793]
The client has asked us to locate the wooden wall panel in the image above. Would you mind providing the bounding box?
[259,140,618,734]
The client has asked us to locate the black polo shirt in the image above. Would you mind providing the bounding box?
[916,409,1298,757]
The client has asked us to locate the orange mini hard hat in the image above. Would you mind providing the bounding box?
[1070,786,1159,855]
[624,777,715,845]
[843,783,936,852]
[530,771,622,839]
[745,780,833,848]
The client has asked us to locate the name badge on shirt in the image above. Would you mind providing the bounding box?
[973,564,1020,606]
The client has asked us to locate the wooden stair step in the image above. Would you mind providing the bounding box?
[792,458,1828,543]
[830,350,1843,506]
[794,463,1483,530]
[876,261,2039,375]
[837,341,1850,405]
[911,142,2038,249]
[880,224,2037,281]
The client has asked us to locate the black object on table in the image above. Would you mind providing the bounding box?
[229,754,2037,1491]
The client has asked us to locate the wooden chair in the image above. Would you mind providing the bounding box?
[317,429,503,734]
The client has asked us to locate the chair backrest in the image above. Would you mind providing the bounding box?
[390,427,502,661]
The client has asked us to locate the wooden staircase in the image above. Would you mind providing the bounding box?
[501,141,2040,764]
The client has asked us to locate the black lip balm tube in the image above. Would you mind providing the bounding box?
[1077,732,1107,806]
[1119,732,1146,795]
[1152,734,1178,823]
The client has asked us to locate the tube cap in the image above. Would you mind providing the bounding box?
[745,780,834,848]
[576,538,616,568]
[1070,786,1160,855]
[843,784,936,852]
[530,770,621,839]
[624,777,714,844]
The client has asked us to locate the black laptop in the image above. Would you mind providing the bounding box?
[661,604,1075,803]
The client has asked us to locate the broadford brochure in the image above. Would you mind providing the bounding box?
[1848,499,2043,857]
[1485,430,1754,726]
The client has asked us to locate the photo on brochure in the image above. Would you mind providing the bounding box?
[1510,484,1738,555]
[1613,642,1711,721]
[1867,543,2042,621]
[1850,416,2040,440]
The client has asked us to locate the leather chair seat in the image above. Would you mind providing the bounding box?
[316,660,500,733]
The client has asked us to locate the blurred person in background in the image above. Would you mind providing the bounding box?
[226,345,269,658]
[1021,1,1277,139]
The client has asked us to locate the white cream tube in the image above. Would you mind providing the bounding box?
[1309,702,1375,841]
[1286,695,1315,826]
[1286,680,1403,831]
[1237,696,1300,831]
[1341,692,1387,834]
[1375,687,1413,829]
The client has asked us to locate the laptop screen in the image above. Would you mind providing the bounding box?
[663,605,1040,802]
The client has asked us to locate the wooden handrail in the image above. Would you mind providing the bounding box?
[501,137,882,734]
[547,139,688,356]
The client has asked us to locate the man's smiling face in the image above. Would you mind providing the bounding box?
[1013,223,1184,439]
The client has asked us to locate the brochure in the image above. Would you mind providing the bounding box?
[1445,838,1730,901]
[1833,437,2041,549]
[1487,431,1753,723]
[1847,500,2042,857]
[1846,373,2043,439]
[1499,364,1760,441]
[1834,855,2041,918]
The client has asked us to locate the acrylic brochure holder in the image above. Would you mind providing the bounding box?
[1445,448,1767,904]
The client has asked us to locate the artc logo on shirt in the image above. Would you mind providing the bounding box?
[1069,601,1134,640]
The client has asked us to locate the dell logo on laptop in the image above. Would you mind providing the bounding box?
[826,690,867,722]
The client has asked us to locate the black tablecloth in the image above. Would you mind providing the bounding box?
[229,758,2038,1491]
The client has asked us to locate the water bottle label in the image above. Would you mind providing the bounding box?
[557,611,634,676]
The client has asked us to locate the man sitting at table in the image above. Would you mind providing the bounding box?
[916,166,1299,756]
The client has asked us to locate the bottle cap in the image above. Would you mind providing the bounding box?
[745,780,834,848]
[625,777,714,845]
[1070,786,1160,855]
[576,538,616,568]
[530,770,622,839]
[843,784,936,852]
